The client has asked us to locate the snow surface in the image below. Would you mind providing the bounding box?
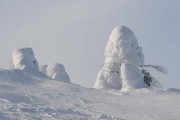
[94,26,145,90]
[0,68,180,120]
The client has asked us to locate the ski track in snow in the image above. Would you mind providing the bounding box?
[0,69,180,120]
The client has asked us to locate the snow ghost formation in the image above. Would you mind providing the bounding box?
[94,26,145,90]
[11,47,71,83]
[11,48,39,72]
[40,63,71,83]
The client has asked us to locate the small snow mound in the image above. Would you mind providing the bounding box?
[11,48,39,72]
[40,63,70,83]
[94,63,122,90]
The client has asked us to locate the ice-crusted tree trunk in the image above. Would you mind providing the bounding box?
[94,26,146,90]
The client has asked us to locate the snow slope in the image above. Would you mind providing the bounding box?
[0,69,180,120]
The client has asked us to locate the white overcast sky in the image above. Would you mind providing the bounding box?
[0,0,180,88]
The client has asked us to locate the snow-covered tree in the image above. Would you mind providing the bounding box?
[40,63,71,83]
[94,26,146,90]
[11,48,39,72]
[138,64,166,89]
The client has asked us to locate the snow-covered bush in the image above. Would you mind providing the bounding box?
[94,26,146,90]
[11,48,70,83]
[11,48,39,72]
[139,64,167,89]
[40,63,70,83]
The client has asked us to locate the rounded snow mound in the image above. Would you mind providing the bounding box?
[11,48,39,72]
[40,63,70,83]
[94,63,122,90]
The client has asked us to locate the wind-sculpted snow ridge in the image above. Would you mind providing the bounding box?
[94,26,145,90]
[40,63,71,83]
[0,69,180,120]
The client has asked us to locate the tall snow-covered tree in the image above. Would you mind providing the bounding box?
[94,26,146,90]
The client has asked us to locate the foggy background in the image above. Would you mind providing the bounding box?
[0,0,180,88]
